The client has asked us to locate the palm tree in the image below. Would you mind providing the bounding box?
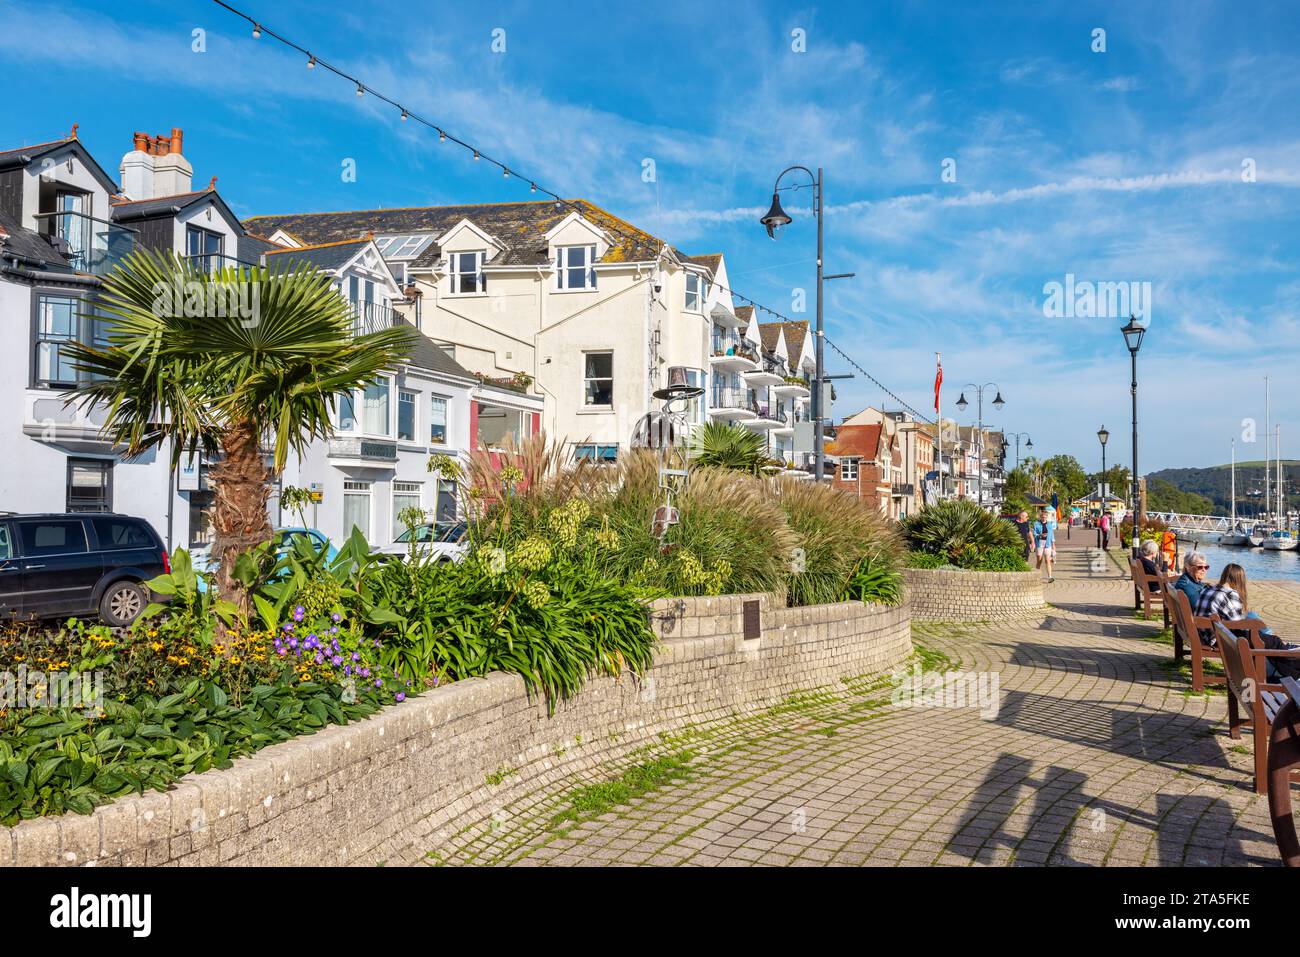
[66,250,415,616]
[689,421,776,474]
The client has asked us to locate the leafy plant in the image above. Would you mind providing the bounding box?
[902,499,1021,565]
[840,551,904,605]
[65,250,415,618]
[140,548,238,626]
[688,421,777,474]
[904,550,946,569]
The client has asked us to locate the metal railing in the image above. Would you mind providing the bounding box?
[710,386,758,413]
[186,253,262,276]
[348,300,399,335]
[710,333,758,361]
[32,210,136,276]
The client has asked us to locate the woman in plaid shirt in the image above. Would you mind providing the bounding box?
[1195,563,1300,679]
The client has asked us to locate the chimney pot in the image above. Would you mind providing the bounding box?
[170,128,184,154]
[133,131,149,152]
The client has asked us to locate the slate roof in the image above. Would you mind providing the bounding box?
[237,233,281,265]
[734,305,754,322]
[757,322,783,354]
[0,136,120,195]
[0,208,70,269]
[0,136,75,167]
[759,320,808,362]
[394,317,477,381]
[242,199,665,269]
[263,238,372,274]
[685,253,721,274]
[110,188,242,230]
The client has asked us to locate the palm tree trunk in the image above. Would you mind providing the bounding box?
[210,419,272,619]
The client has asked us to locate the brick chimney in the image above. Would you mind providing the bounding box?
[119,127,192,201]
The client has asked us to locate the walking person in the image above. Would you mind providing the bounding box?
[1033,507,1055,583]
[1014,510,1034,562]
[1099,510,1111,550]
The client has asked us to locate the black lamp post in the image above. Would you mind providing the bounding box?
[1006,431,1032,470]
[1121,316,1146,557]
[955,383,1004,508]
[1097,425,1110,503]
[760,167,852,483]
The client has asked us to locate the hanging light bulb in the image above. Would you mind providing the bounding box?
[252,23,262,38]
[529,182,536,193]
[355,82,364,97]
[306,55,316,69]
[473,150,480,161]
[400,109,408,121]
[502,168,509,179]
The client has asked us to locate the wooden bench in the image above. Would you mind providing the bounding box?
[1216,622,1300,795]
[1129,557,1171,625]
[1268,676,1300,867]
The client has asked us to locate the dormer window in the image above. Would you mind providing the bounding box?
[556,244,597,291]
[685,273,707,312]
[449,251,485,294]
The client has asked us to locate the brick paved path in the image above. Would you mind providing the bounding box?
[425,539,1300,867]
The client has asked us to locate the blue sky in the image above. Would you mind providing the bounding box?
[4,0,1299,473]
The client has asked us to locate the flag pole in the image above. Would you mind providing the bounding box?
[935,352,943,501]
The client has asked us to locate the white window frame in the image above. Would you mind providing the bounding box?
[448,250,485,295]
[391,480,424,540]
[360,376,393,437]
[397,389,418,442]
[429,394,450,446]
[841,458,859,482]
[582,351,614,408]
[556,244,597,292]
[343,480,372,542]
[685,273,706,313]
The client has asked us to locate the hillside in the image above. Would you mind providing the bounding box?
[1147,460,1300,516]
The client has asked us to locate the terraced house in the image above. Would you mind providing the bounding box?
[0,126,531,550]
[242,203,819,470]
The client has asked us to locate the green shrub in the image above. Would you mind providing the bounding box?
[902,499,1022,564]
[840,551,904,605]
[904,550,946,569]
[769,478,901,606]
[968,545,1030,572]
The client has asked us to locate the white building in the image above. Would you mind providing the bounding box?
[242,205,815,466]
[0,127,539,550]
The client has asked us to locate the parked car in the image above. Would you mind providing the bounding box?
[192,527,337,575]
[0,512,168,627]
[376,521,469,563]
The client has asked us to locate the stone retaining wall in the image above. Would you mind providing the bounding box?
[3,593,911,867]
[902,567,1045,621]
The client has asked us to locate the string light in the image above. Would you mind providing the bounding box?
[472,150,479,161]
[212,1,922,423]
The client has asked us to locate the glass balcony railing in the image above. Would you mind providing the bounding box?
[33,210,136,276]
[710,387,757,413]
[186,253,262,276]
[710,333,758,362]
[349,300,399,336]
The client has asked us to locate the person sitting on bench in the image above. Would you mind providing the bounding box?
[1172,550,1210,606]
[1195,563,1300,680]
[1138,539,1165,591]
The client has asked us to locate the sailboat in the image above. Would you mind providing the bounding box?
[1220,438,1254,545]
[1262,425,1297,550]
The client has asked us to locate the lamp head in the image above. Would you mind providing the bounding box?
[760,192,793,239]
[955,392,968,411]
[1121,315,1146,354]
[1097,425,1109,446]
[992,391,1005,410]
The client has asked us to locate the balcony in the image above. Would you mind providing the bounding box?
[708,387,757,421]
[22,391,120,453]
[892,482,916,497]
[772,375,810,399]
[348,300,400,336]
[709,335,759,373]
[742,356,785,389]
[745,404,787,431]
[186,252,262,276]
[327,436,398,462]
[32,210,136,277]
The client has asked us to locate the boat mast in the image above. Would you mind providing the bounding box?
[1231,438,1237,527]
[1264,375,1271,523]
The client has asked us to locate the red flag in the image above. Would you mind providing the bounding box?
[933,355,943,413]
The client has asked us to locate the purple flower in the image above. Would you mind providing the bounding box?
[395,692,405,702]
[283,623,294,632]
[344,665,352,676]
[331,655,343,666]
[277,647,287,656]
[331,613,341,623]
[288,637,298,649]
[293,605,306,622]
[314,653,324,665]
[374,678,382,688]
[360,668,370,678]
[351,652,360,662]
[330,627,339,635]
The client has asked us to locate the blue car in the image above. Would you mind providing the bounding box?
[193,528,337,588]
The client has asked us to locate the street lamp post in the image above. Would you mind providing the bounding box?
[760,167,851,483]
[1097,425,1110,503]
[1006,431,1033,470]
[1121,316,1146,558]
[955,383,1005,509]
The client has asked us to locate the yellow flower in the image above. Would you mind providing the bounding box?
[150,642,164,652]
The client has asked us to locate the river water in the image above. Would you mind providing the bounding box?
[1175,538,1300,582]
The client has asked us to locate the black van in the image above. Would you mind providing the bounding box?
[0,513,168,627]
